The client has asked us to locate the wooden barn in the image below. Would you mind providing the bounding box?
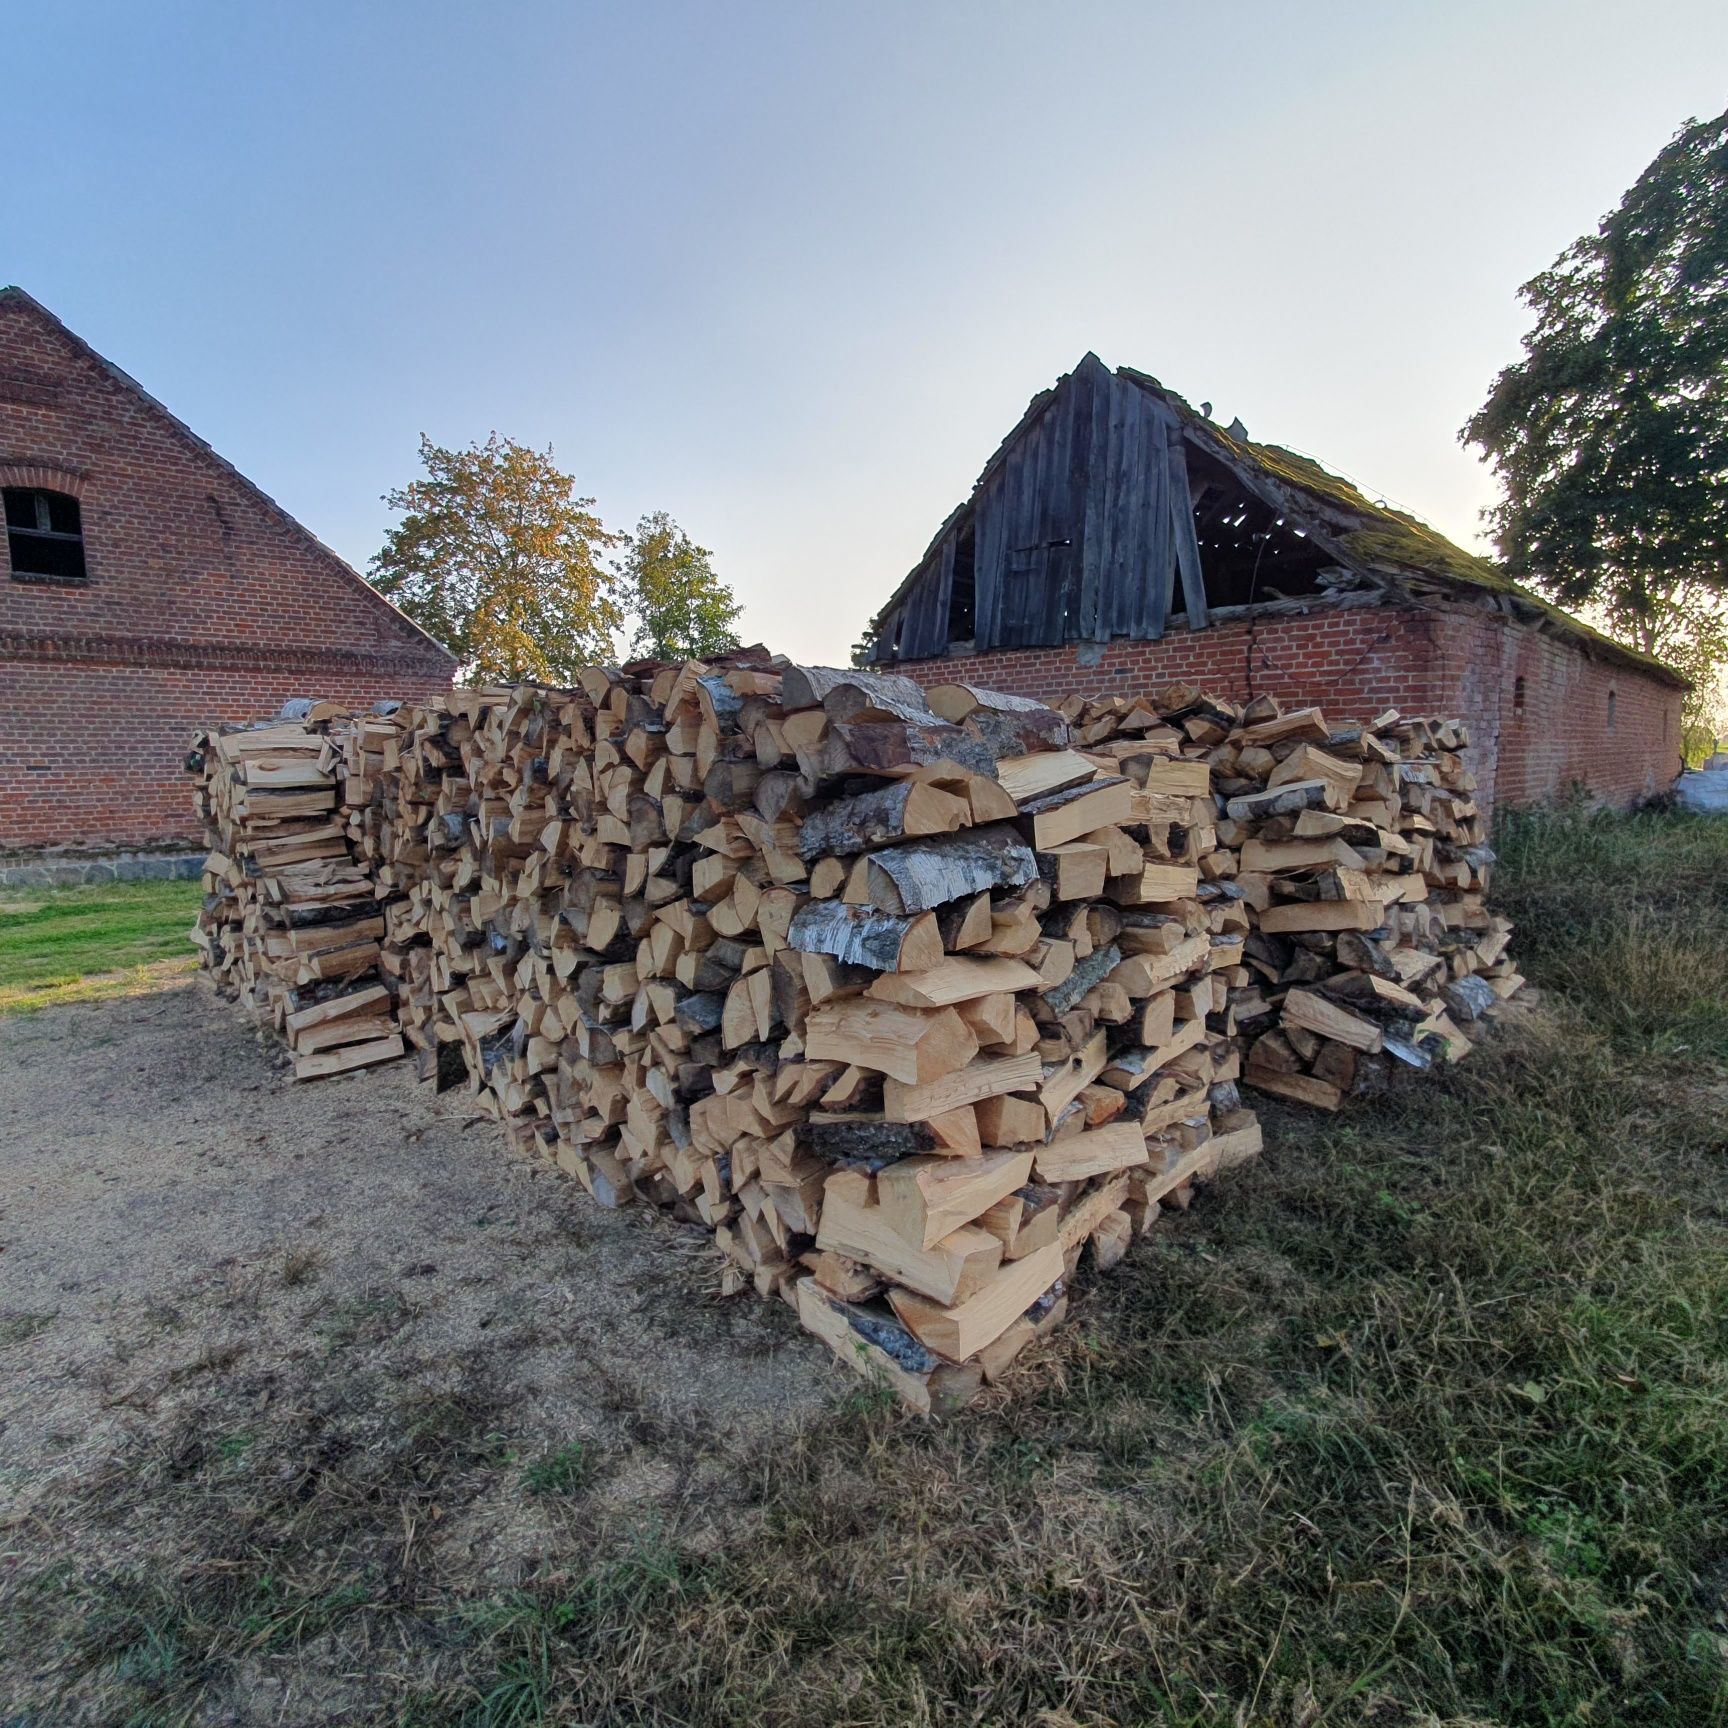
[864,354,1685,810]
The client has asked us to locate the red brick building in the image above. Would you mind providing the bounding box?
[864,355,1685,810]
[0,288,456,849]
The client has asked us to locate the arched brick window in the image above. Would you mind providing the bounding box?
[1513,674,1526,716]
[4,484,88,584]
[1607,689,1617,734]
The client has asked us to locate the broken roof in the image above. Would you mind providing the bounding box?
[871,355,1684,687]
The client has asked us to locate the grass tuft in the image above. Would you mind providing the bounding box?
[520,1444,594,1498]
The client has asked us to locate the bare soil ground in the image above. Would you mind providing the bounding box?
[0,981,830,1721]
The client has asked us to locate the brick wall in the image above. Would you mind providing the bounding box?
[895,598,1683,813]
[1429,610,1683,808]
[0,291,455,847]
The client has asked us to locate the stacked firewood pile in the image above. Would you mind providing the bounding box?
[191,667,1523,1412]
[1051,691,1524,1110]
[189,706,405,1079]
[321,663,1260,1411]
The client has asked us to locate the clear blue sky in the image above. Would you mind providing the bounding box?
[8,1,1725,662]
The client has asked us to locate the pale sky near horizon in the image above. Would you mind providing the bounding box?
[7,2,1725,663]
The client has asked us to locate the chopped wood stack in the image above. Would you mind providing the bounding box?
[1049,689,1524,1112]
[188,704,406,1079]
[317,663,1260,1411]
[191,668,1523,1413]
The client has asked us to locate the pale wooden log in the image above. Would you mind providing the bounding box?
[1245,1064,1345,1110]
[1240,836,1367,873]
[804,1001,979,1087]
[1259,900,1384,934]
[865,955,1041,1009]
[1032,1120,1149,1183]
[1282,988,1384,1053]
[1021,779,1134,849]
[283,983,391,1034]
[815,1182,1003,1304]
[877,1150,1035,1249]
[293,1033,406,1080]
[795,1280,983,1417]
[887,1240,1063,1361]
[882,1052,1043,1123]
[995,749,1097,805]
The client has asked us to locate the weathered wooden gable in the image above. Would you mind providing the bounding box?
[873,356,1207,662]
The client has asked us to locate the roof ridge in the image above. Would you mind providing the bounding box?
[0,286,455,664]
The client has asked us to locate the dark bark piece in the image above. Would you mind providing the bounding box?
[796,780,967,861]
[965,705,1071,758]
[781,665,936,722]
[696,674,744,729]
[787,899,941,971]
[752,768,815,824]
[816,720,998,780]
[1014,773,1130,818]
[864,824,1038,914]
[806,1114,942,1162]
[1042,942,1122,1016]
[1335,929,1399,980]
[1443,974,1498,1022]
[1225,779,1335,821]
[703,759,762,812]
[675,991,727,1034]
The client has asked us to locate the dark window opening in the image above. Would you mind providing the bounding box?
[946,524,976,643]
[5,487,87,583]
[1607,689,1617,733]
[1514,675,1526,715]
[1182,445,1334,612]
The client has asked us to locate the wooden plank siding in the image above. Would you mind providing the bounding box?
[871,357,1206,663]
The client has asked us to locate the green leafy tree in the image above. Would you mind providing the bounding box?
[1462,108,1728,645]
[369,433,622,682]
[1591,581,1728,763]
[617,511,742,660]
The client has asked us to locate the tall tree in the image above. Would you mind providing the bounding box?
[617,511,742,660]
[369,434,622,682]
[1462,109,1728,651]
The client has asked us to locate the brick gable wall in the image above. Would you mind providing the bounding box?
[893,599,1682,814]
[0,294,454,847]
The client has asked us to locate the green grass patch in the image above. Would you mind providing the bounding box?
[0,878,201,1013]
[520,1443,595,1498]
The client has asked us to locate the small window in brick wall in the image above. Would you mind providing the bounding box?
[4,487,88,583]
[1607,689,1617,734]
[1513,675,1526,716]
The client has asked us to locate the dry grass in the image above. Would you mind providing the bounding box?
[4,809,1727,1725]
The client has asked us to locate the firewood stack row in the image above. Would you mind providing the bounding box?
[1050,690,1524,1111]
[191,667,1524,1412]
[188,706,406,1079]
[323,662,1260,1411]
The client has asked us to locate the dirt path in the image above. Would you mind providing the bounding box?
[0,982,832,1718]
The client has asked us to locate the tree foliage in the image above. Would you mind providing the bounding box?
[1592,580,1728,761]
[617,511,742,661]
[1462,109,1728,645]
[369,434,622,682]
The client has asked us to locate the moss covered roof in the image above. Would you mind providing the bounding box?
[1123,370,1686,687]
